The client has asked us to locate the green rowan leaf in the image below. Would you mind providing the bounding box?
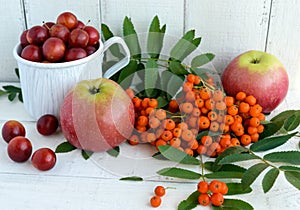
[219,153,259,165]
[157,167,201,179]
[169,61,189,75]
[123,16,141,59]
[226,183,252,195]
[119,176,143,181]
[262,168,279,193]
[145,60,159,97]
[212,199,254,210]
[81,150,93,160]
[147,16,166,58]
[263,151,300,165]
[106,146,120,157]
[191,53,215,68]
[279,165,300,172]
[178,191,200,210]
[55,142,76,153]
[117,60,138,88]
[158,145,200,165]
[241,163,268,189]
[284,171,300,190]
[283,111,300,131]
[250,132,298,152]
[8,93,16,101]
[204,171,244,179]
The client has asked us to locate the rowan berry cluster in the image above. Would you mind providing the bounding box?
[150,186,166,208]
[126,73,265,157]
[197,180,228,207]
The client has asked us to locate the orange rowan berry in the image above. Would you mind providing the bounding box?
[200,107,209,115]
[141,98,150,108]
[187,117,199,128]
[177,122,188,130]
[230,121,243,132]
[199,116,210,130]
[149,117,161,129]
[132,97,142,109]
[163,119,176,130]
[239,102,250,113]
[197,145,207,155]
[245,95,257,106]
[209,142,222,153]
[224,114,234,125]
[155,128,164,138]
[137,115,148,127]
[147,132,157,143]
[185,148,194,156]
[249,104,263,117]
[236,91,247,101]
[201,136,213,146]
[207,111,218,121]
[161,130,173,141]
[224,96,235,107]
[169,99,179,113]
[188,139,199,150]
[240,134,251,146]
[170,137,181,148]
[257,124,264,133]
[251,133,259,142]
[183,82,194,92]
[192,107,201,117]
[220,137,231,148]
[181,102,194,114]
[194,75,201,85]
[155,109,167,120]
[136,125,147,133]
[198,193,211,206]
[185,91,196,102]
[200,88,211,100]
[212,90,224,101]
[155,139,167,148]
[196,98,205,108]
[220,182,228,195]
[146,107,155,116]
[128,134,139,146]
[181,129,194,142]
[197,181,209,193]
[150,195,161,208]
[187,74,196,83]
[205,99,215,110]
[148,98,158,108]
[210,121,219,132]
[233,115,243,123]
[215,101,227,111]
[247,126,258,135]
[231,138,240,146]
[227,105,239,116]
[249,117,260,127]
[211,193,224,206]
[209,180,222,193]
[154,186,166,197]
[258,113,266,121]
[219,123,230,133]
[172,128,182,138]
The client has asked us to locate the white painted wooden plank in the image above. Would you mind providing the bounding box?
[266,0,300,91]
[23,0,102,31]
[0,1,26,82]
[185,0,271,74]
[101,0,184,36]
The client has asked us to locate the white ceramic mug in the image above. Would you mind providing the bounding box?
[13,37,130,120]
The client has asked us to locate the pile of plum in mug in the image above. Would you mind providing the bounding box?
[19,11,100,63]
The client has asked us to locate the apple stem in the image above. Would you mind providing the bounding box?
[89,87,100,94]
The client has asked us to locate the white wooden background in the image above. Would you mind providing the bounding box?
[1,0,300,91]
[1,1,300,210]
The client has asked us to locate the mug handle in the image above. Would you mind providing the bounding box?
[102,36,130,79]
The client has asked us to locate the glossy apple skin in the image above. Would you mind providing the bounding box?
[60,78,135,152]
[221,50,289,113]
[2,120,26,143]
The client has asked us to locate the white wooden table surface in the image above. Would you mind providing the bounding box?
[0,82,299,210]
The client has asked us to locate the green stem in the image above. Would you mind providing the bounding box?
[199,155,206,181]
[249,150,280,171]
